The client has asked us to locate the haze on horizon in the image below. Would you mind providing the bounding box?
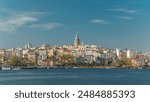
[0,0,150,52]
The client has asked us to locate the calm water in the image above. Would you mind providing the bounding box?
[0,68,150,85]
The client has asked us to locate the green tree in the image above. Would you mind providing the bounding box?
[116,58,132,66]
[0,54,3,64]
[0,54,2,59]
[75,56,85,66]
[8,55,18,66]
[60,54,74,66]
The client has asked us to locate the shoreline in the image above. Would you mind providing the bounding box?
[0,65,149,70]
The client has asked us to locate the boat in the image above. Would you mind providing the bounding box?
[105,66,111,69]
[73,67,80,69]
[1,67,11,70]
[138,67,142,69]
[12,67,21,70]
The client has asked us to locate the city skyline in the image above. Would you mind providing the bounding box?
[0,0,150,52]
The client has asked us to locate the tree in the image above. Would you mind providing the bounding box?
[75,56,85,66]
[59,54,74,66]
[8,55,18,66]
[0,54,3,64]
[116,58,132,66]
[0,54,2,59]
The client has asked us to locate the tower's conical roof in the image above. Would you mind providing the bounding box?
[75,33,79,40]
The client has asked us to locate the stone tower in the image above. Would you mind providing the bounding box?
[74,33,80,47]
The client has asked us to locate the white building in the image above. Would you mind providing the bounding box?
[126,49,134,58]
[116,48,120,57]
[15,47,23,58]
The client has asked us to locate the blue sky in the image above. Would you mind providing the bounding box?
[0,0,150,52]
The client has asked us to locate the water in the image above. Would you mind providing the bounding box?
[0,68,150,85]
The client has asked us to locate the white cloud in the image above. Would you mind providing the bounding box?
[7,16,37,27]
[118,16,134,20]
[90,19,110,24]
[24,11,48,15]
[108,8,138,14]
[0,8,61,33]
[0,13,38,33]
[30,22,62,30]
[0,8,49,16]
[0,23,16,33]
[0,7,54,33]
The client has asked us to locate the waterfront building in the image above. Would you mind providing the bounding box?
[3,50,11,63]
[48,48,56,66]
[27,50,38,65]
[126,49,134,59]
[73,50,85,58]
[0,49,5,64]
[38,48,48,66]
[48,48,55,57]
[15,47,23,58]
[56,47,65,56]
[115,48,121,58]
[23,48,30,57]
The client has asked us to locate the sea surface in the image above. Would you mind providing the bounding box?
[0,68,150,85]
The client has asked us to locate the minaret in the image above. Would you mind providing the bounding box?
[74,33,80,47]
